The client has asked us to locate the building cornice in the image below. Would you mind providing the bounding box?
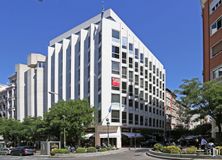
[201,0,208,8]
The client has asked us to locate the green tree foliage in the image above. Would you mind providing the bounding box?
[176,78,222,133]
[190,123,211,136]
[171,125,189,140]
[21,117,46,145]
[44,99,94,145]
[0,117,46,146]
[0,118,23,146]
[0,99,94,146]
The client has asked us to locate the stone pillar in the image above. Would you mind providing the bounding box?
[95,126,101,147]
[116,126,122,148]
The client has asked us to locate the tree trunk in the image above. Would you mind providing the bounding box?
[218,124,221,133]
[77,136,81,146]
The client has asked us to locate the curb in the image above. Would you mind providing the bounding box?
[146,152,191,160]
[146,149,222,160]
[39,148,128,158]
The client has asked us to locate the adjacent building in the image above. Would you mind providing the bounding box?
[165,88,188,133]
[201,0,222,82]
[47,9,166,148]
[0,75,16,119]
[201,0,222,138]
[16,53,47,121]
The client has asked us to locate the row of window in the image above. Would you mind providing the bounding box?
[212,66,222,79]
[126,112,165,128]
[111,110,164,128]
[112,46,165,80]
[112,61,164,89]
[112,93,164,110]
[111,30,165,81]
[211,16,222,35]
[211,40,222,57]
[210,0,222,14]
[112,80,165,102]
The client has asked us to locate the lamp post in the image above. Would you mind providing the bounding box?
[48,91,66,147]
[106,118,110,146]
[63,115,66,147]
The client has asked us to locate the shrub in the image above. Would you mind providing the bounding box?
[87,147,96,153]
[51,148,69,154]
[98,148,107,152]
[185,146,197,154]
[153,143,163,151]
[76,147,86,153]
[216,146,222,155]
[50,148,69,155]
[106,146,112,150]
[162,146,181,154]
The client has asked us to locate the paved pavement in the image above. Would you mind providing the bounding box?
[0,148,163,160]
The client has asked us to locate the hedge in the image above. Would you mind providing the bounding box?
[87,147,96,153]
[76,147,86,153]
[162,145,181,154]
[185,146,197,154]
[98,148,107,152]
[51,148,69,155]
[153,143,163,151]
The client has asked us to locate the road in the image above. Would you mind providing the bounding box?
[0,148,164,160]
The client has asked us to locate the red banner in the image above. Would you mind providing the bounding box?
[112,77,120,87]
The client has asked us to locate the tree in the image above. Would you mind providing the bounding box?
[0,118,24,146]
[190,123,212,136]
[43,99,94,145]
[176,78,222,133]
[21,117,46,145]
[171,125,189,140]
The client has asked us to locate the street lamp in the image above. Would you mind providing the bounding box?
[106,118,110,146]
[62,115,66,148]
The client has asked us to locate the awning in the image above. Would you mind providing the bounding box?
[99,133,119,138]
[82,133,94,139]
[122,132,143,138]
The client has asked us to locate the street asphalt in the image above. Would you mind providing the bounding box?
[0,148,163,160]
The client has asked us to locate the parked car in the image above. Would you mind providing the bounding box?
[0,148,12,155]
[140,139,157,147]
[11,146,34,156]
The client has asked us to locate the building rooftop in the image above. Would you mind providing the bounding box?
[201,0,208,8]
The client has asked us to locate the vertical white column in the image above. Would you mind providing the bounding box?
[36,68,44,117]
[80,29,87,99]
[116,126,122,148]
[16,64,29,121]
[47,46,54,110]
[70,34,78,100]
[62,39,69,101]
[27,69,35,117]
[90,24,95,107]
[54,43,62,102]
[11,88,14,118]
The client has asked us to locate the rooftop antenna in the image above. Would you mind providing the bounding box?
[101,0,105,19]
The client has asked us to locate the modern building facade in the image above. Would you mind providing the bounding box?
[47,9,166,148]
[16,53,46,121]
[0,75,16,119]
[202,0,222,82]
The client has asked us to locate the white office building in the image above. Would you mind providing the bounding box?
[47,9,166,148]
[16,53,46,121]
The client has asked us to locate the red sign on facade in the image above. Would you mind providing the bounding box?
[112,77,120,87]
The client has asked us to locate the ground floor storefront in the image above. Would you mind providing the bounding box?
[84,126,164,148]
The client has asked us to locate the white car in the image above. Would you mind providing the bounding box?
[0,148,12,155]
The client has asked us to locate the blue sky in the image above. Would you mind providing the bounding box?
[0,0,202,90]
